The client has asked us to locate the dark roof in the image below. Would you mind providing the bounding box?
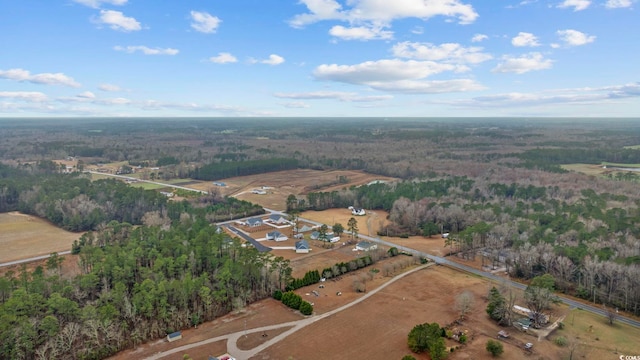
[225,226,272,252]
[295,239,310,249]
[247,217,262,225]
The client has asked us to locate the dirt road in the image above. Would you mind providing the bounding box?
[142,263,433,360]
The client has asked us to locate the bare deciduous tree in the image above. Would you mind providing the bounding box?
[455,290,475,320]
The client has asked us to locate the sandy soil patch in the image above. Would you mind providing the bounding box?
[0,212,83,263]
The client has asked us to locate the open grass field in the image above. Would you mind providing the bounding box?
[551,307,640,359]
[0,212,82,263]
[562,163,607,176]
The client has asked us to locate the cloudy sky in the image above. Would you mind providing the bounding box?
[1,0,638,117]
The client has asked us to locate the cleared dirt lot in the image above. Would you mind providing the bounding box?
[189,169,398,211]
[0,212,82,263]
[301,208,390,237]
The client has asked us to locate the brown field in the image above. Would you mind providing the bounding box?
[108,256,637,360]
[301,208,391,237]
[0,212,82,263]
[254,265,561,360]
[188,169,398,211]
[109,299,304,360]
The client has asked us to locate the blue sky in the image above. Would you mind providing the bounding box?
[0,0,638,117]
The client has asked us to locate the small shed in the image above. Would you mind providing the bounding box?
[167,331,182,342]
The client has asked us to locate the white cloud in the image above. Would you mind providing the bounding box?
[209,52,238,64]
[77,91,96,99]
[114,45,179,55]
[449,82,640,108]
[274,91,393,102]
[281,101,311,108]
[190,11,221,33]
[329,25,393,40]
[365,79,484,93]
[0,68,81,87]
[96,10,141,32]
[290,0,478,29]
[511,32,540,47]
[314,59,457,83]
[492,52,553,74]
[72,0,127,8]
[313,59,483,93]
[411,26,424,35]
[471,34,488,42]
[251,54,285,65]
[605,0,633,8]
[95,97,131,105]
[557,29,595,46]
[557,0,591,11]
[392,42,492,64]
[0,91,48,102]
[99,84,122,92]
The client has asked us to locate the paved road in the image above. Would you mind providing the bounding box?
[226,226,272,253]
[354,233,640,329]
[77,174,640,329]
[0,251,71,268]
[143,263,433,360]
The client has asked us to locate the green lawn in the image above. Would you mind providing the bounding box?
[551,308,640,359]
[601,161,640,168]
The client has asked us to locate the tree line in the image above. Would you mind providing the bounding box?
[190,158,298,181]
[304,175,640,315]
[0,218,294,360]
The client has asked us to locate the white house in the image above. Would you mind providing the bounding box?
[266,231,288,242]
[310,231,339,242]
[348,206,366,216]
[267,214,288,224]
[295,239,310,253]
[251,189,267,195]
[296,224,314,233]
[246,217,263,227]
[355,241,377,251]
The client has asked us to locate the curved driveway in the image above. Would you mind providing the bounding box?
[143,263,432,360]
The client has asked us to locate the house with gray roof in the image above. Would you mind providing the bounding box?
[295,239,310,253]
[266,231,288,242]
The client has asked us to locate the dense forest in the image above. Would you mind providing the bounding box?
[2,117,640,358]
[0,219,292,359]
